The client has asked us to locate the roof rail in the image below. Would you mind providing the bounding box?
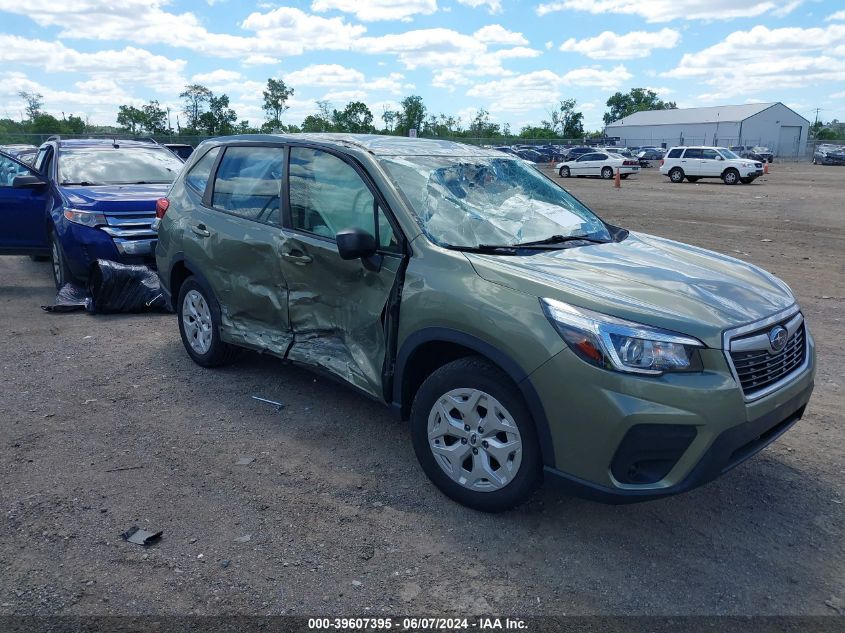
[46,135,61,142]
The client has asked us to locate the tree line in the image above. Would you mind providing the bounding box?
[2,82,685,141]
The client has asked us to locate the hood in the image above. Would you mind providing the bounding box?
[466,231,795,348]
[60,184,171,214]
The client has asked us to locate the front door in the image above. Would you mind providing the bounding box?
[699,148,722,176]
[0,153,50,253]
[280,146,404,399]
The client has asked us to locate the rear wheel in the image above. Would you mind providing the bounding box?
[177,277,240,367]
[722,168,740,185]
[601,166,614,179]
[620,174,629,179]
[686,176,700,183]
[559,166,570,178]
[669,167,685,183]
[49,228,77,289]
[410,357,542,512]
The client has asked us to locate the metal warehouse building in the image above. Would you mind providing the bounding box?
[604,102,809,157]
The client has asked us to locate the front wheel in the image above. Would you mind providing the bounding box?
[601,166,614,179]
[559,166,570,178]
[669,167,685,183]
[722,169,740,185]
[410,357,542,512]
[49,228,77,289]
[177,277,240,367]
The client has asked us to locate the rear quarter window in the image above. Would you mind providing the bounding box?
[667,148,683,158]
[185,146,221,194]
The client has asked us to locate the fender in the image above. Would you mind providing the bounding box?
[164,253,216,313]
[393,327,556,468]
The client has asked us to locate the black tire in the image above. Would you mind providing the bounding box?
[620,174,629,179]
[601,166,614,179]
[29,255,50,262]
[722,168,740,185]
[410,356,542,512]
[669,167,685,183]
[49,227,77,289]
[740,177,754,184]
[686,176,700,183]
[176,276,240,367]
[559,166,570,178]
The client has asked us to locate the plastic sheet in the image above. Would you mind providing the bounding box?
[42,259,169,314]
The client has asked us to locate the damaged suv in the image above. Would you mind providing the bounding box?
[156,134,815,512]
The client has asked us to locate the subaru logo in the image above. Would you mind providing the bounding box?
[769,326,788,353]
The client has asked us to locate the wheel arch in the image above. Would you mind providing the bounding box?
[167,255,218,314]
[393,327,556,467]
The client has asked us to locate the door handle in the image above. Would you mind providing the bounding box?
[191,224,210,237]
[282,249,313,265]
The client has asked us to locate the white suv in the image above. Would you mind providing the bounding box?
[660,146,764,185]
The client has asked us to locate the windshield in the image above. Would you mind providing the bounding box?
[58,146,184,185]
[718,148,740,159]
[381,155,611,248]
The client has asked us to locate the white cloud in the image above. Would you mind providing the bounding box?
[0,35,186,92]
[321,90,369,102]
[191,69,244,84]
[243,54,280,66]
[473,25,528,46]
[827,10,845,21]
[456,0,502,14]
[536,0,802,22]
[559,28,680,60]
[310,0,437,22]
[284,64,366,87]
[663,24,845,99]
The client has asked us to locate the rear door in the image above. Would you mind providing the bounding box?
[681,148,702,175]
[279,145,405,399]
[181,143,293,354]
[0,152,50,253]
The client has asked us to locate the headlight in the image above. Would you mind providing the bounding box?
[63,208,107,228]
[540,298,704,375]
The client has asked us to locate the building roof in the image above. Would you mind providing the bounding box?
[605,103,786,128]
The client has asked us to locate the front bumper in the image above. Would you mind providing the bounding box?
[57,221,157,279]
[527,333,816,503]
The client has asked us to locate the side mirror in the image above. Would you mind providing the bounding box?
[716,155,725,161]
[336,227,377,261]
[12,174,47,189]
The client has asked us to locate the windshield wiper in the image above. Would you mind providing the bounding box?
[511,234,608,247]
[61,181,104,186]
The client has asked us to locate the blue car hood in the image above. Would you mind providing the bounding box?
[60,184,171,213]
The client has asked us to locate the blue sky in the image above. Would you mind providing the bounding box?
[1,0,843,132]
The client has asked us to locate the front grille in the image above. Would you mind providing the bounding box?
[730,322,806,396]
[102,212,157,241]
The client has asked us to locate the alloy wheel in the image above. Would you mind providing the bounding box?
[182,289,213,355]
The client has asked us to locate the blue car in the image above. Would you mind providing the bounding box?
[0,138,184,287]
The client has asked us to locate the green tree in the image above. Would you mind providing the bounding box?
[332,101,373,133]
[198,94,238,135]
[141,100,168,134]
[116,105,146,134]
[381,109,398,133]
[180,84,212,132]
[18,91,44,121]
[263,78,294,128]
[542,99,584,138]
[468,108,500,138]
[29,114,62,134]
[396,95,426,136]
[603,88,676,125]
[63,114,86,134]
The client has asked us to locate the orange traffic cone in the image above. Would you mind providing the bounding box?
[614,167,621,188]
[763,162,769,174]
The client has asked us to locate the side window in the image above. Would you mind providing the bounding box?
[700,149,719,160]
[683,148,702,159]
[212,146,283,225]
[0,155,32,187]
[185,146,220,194]
[34,146,51,175]
[595,154,608,161]
[288,147,400,251]
[667,148,683,158]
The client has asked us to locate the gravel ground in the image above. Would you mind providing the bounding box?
[0,162,842,617]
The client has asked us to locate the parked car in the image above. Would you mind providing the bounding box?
[564,146,593,160]
[0,144,38,165]
[555,151,639,179]
[812,145,845,165]
[164,143,194,161]
[751,146,774,163]
[156,133,814,512]
[0,137,184,287]
[660,146,764,184]
[728,145,764,162]
[637,148,664,163]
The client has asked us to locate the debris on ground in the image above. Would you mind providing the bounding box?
[251,395,285,411]
[121,526,163,546]
[234,535,252,543]
[236,456,255,465]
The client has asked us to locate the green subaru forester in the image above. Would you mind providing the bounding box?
[154,134,815,512]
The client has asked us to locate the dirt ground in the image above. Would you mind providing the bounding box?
[0,162,842,617]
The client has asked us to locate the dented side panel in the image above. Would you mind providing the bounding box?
[281,231,401,399]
